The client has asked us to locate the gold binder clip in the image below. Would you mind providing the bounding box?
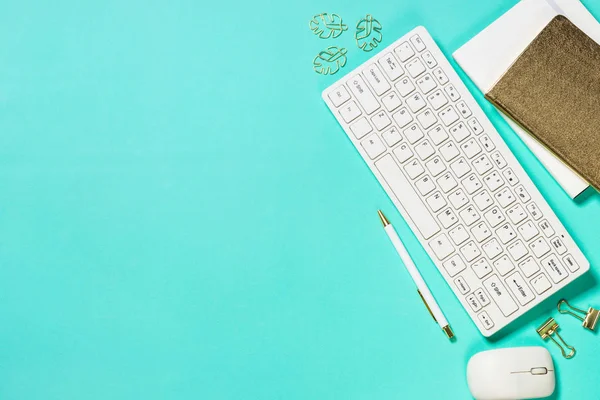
[558,299,600,331]
[537,317,576,359]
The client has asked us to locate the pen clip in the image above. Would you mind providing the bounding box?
[417,290,437,323]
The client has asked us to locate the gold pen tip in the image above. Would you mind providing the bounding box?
[377,210,390,227]
[442,325,455,340]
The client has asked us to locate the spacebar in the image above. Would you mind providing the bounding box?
[375,154,440,239]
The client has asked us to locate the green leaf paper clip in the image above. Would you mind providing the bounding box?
[313,46,348,75]
[309,13,348,39]
[355,14,382,52]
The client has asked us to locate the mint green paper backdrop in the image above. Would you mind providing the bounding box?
[0,0,599,398]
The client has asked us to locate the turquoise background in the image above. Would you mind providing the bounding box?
[0,0,599,398]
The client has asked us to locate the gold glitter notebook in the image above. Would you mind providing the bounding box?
[486,15,600,192]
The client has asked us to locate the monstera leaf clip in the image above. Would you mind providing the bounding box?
[309,13,348,39]
[355,14,382,52]
[313,46,348,75]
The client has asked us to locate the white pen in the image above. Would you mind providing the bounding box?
[378,210,454,339]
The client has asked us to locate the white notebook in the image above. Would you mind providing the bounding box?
[453,0,600,198]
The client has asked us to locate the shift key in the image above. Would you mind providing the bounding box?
[483,274,518,317]
[347,75,380,114]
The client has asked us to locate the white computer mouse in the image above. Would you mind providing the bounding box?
[466,346,555,400]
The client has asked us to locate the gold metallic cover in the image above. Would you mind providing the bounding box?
[486,15,600,192]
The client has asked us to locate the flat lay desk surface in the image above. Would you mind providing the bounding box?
[1,0,599,399]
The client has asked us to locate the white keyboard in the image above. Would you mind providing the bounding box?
[322,26,590,336]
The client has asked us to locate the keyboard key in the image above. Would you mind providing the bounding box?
[361,134,386,159]
[473,154,493,175]
[429,234,455,260]
[427,90,448,110]
[382,91,402,111]
[405,159,425,179]
[416,74,437,94]
[382,126,402,147]
[526,203,543,221]
[328,85,351,107]
[444,84,460,101]
[437,172,458,193]
[416,108,438,129]
[491,151,507,169]
[503,168,519,186]
[404,124,425,144]
[507,240,528,261]
[482,238,502,259]
[530,273,552,294]
[425,156,446,177]
[472,258,492,279]
[379,52,405,81]
[539,220,555,237]
[505,271,535,305]
[393,142,413,163]
[468,117,484,135]
[449,225,469,245]
[432,67,449,85]
[449,121,470,143]
[415,175,435,195]
[363,63,391,95]
[530,237,551,258]
[484,206,505,227]
[475,288,490,307]
[422,51,437,68]
[473,191,494,211]
[395,41,415,62]
[541,254,568,283]
[347,75,380,114]
[443,254,466,276]
[494,188,516,208]
[456,100,472,118]
[350,117,372,139]
[514,185,531,203]
[374,154,440,239]
[466,294,482,312]
[371,110,392,130]
[563,254,580,272]
[455,275,471,295]
[496,223,517,244]
[471,221,492,243]
[483,171,505,192]
[438,208,458,228]
[478,311,494,329]
[439,105,459,126]
[415,140,435,160]
[393,108,413,128]
[406,92,427,113]
[459,205,480,226]
[406,57,426,77]
[507,204,527,224]
[439,141,460,161]
[410,34,426,52]
[461,138,482,159]
[494,255,515,276]
[483,274,518,317]
[518,220,539,242]
[479,134,495,151]
[519,256,540,278]
[460,241,481,262]
[448,189,468,209]
[395,77,416,97]
[339,101,362,123]
[426,191,447,212]
[450,157,471,178]
[462,174,483,194]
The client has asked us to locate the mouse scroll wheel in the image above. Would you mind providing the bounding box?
[531,367,548,375]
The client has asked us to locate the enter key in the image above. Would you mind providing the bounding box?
[505,271,535,306]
